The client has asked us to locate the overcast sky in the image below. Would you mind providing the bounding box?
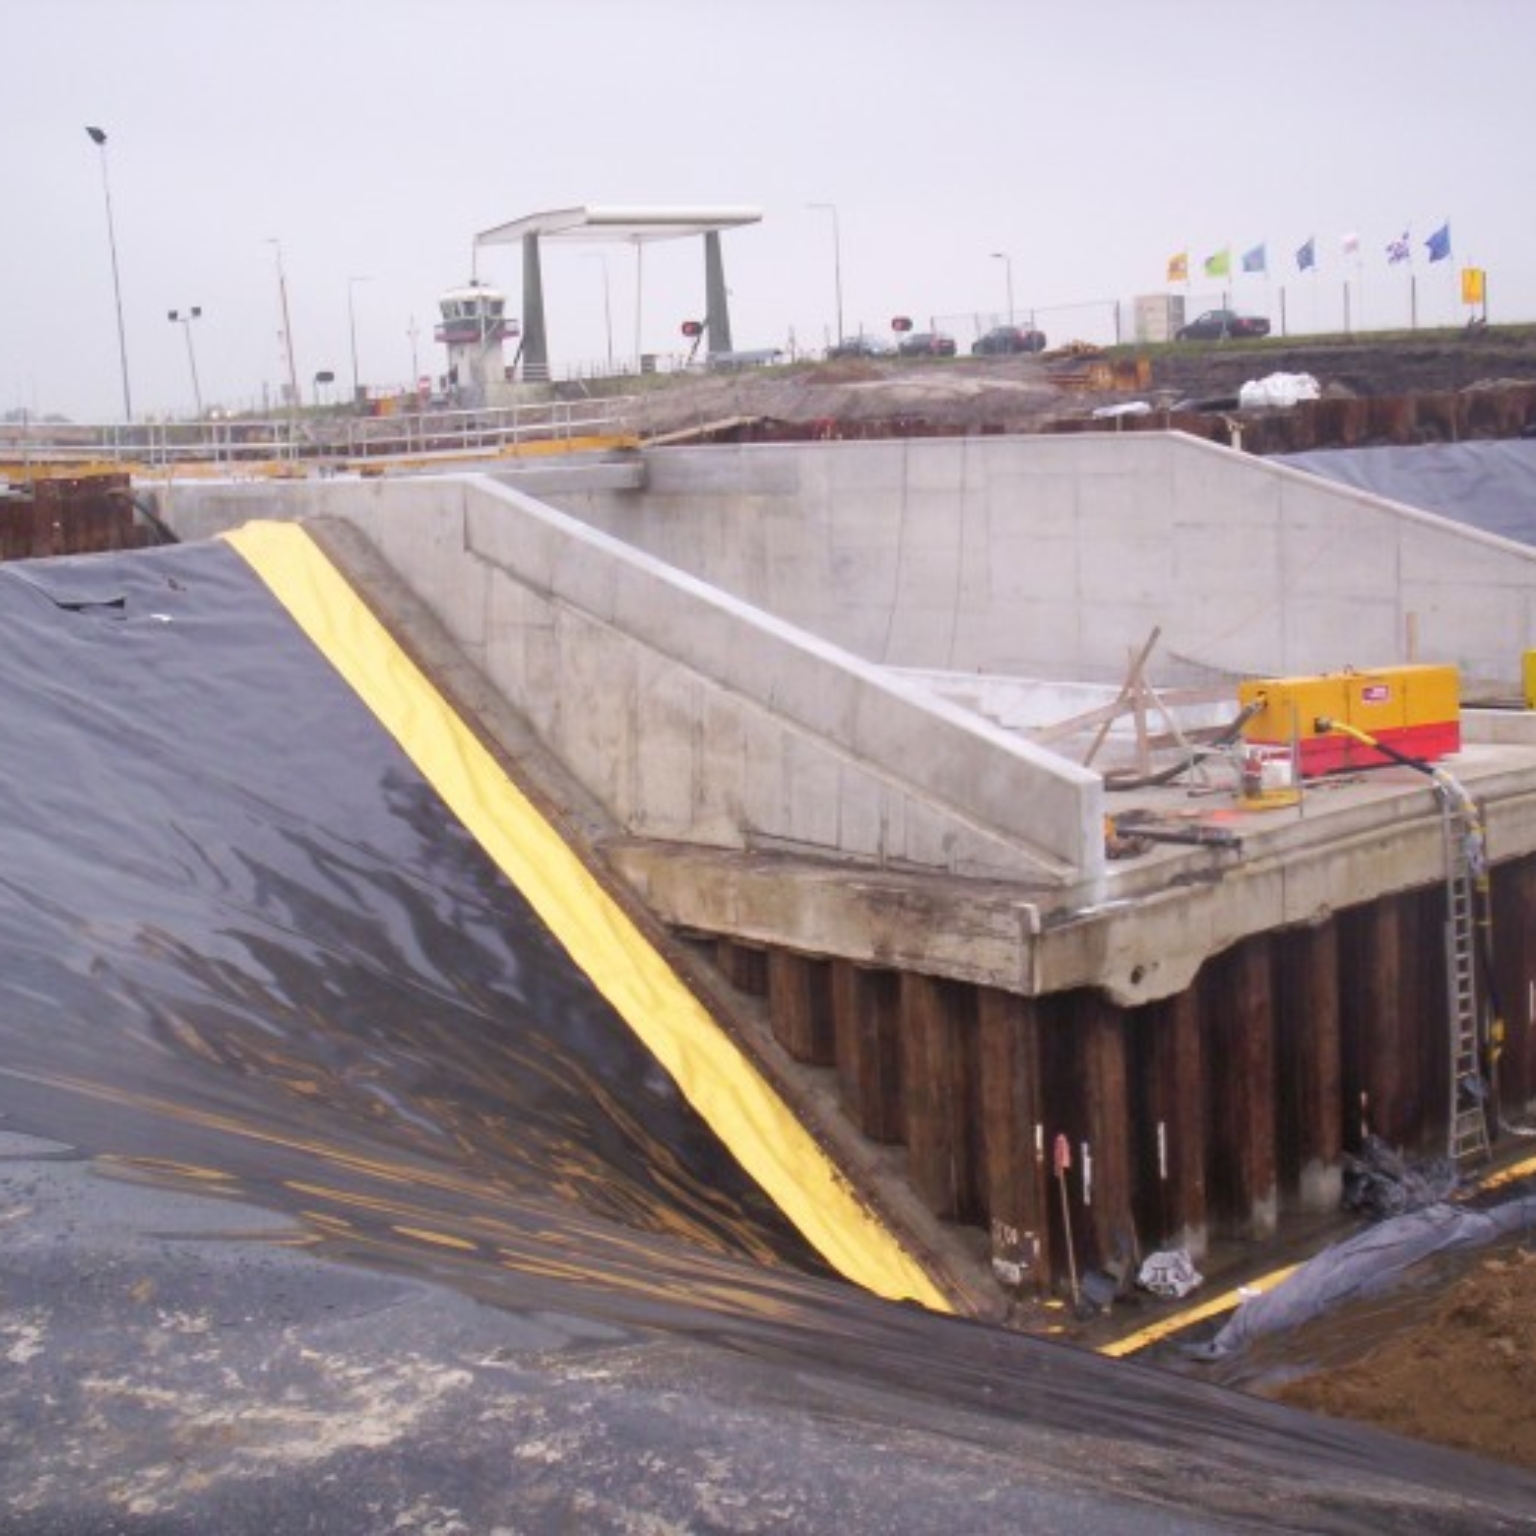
[5,0,1530,421]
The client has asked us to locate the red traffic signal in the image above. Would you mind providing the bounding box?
[891,315,913,333]
[681,320,703,338]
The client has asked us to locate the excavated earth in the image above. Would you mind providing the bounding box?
[614,327,1536,445]
[1273,1238,1536,1474]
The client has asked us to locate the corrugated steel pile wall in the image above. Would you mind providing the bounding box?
[0,473,153,560]
[685,385,1536,451]
[710,851,1536,1294]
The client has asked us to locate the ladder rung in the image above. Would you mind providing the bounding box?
[1443,798,1491,1166]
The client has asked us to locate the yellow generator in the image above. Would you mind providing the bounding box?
[1238,665,1460,776]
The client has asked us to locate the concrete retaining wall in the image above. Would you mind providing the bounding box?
[536,432,1536,692]
[156,428,1536,891]
[159,473,1103,885]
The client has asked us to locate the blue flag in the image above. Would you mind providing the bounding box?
[1242,243,1267,274]
[1425,222,1452,263]
[1296,237,1316,272]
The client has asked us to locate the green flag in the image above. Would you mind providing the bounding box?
[1204,248,1231,279]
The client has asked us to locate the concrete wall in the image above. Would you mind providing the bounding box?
[159,473,1104,886]
[157,428,1536,894]
[535,432,1536,692]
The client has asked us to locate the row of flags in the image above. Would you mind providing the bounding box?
[1167,223,1453,283]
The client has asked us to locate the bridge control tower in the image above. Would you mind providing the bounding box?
[472,205,762,382]
[434,281,520,406]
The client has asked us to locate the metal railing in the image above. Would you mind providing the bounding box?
[0,396,639,478]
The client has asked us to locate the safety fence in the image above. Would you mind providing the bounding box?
[0,396,638,477]
[927,298,1125,352]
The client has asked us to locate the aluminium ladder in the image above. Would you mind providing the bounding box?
[1441,789,1492,1170]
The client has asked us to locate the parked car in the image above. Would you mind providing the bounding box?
[1176,309,1271,341]
[826,334,893,360]
[895,331,957,358]
[972,324,1047,355]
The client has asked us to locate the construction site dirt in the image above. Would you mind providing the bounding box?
[617,325,1536,452]
[1176,1218,1536,1477]
[1274,1235,1536,1475]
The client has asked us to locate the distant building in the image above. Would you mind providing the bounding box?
[434,283,520,406]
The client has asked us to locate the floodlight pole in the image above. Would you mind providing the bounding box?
[809,203,844,344]
[168,307,204,418]
[268,238,302,410]
[85,126,133,422]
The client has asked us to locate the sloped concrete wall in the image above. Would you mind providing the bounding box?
[536,432,1536,692]
[157,473,1103,885]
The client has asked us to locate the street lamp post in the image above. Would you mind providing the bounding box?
[85,126,133,422]
[348,275,371,407]
[991,251,1014,324]
[167,307,204,418]
[808,202,844,345]
[268,238,302,411]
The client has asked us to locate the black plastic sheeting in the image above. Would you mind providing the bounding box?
[1197,1193,1536,1361]
[4,540,1536,1532]
[1279,438,1536,547]
[0,539,820,1272]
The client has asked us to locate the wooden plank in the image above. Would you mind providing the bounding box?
[1075,992,1138,1274]
[1339,895,1420,1150]
[767,950,836,1065]
[975,988,1052,1289]
[1027,682,1235,745]
[714,938,768,997]
[1274,919,1344,1213]
[829,960,904,1143]
[898,974,978,1223]
[1201,937,1278,1240]
[1134,988,1207,1258]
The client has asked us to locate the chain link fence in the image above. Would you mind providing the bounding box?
[928,299,1124,352]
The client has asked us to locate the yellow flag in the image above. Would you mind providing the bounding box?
[1461,267,1485,305]
[1167,251,1188,283]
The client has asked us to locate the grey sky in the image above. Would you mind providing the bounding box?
[5,0,1529,421]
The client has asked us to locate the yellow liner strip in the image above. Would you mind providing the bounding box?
[1097,1263,1302,1358]
[1102,1153,1536,1358]
[224,520,950,1311]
